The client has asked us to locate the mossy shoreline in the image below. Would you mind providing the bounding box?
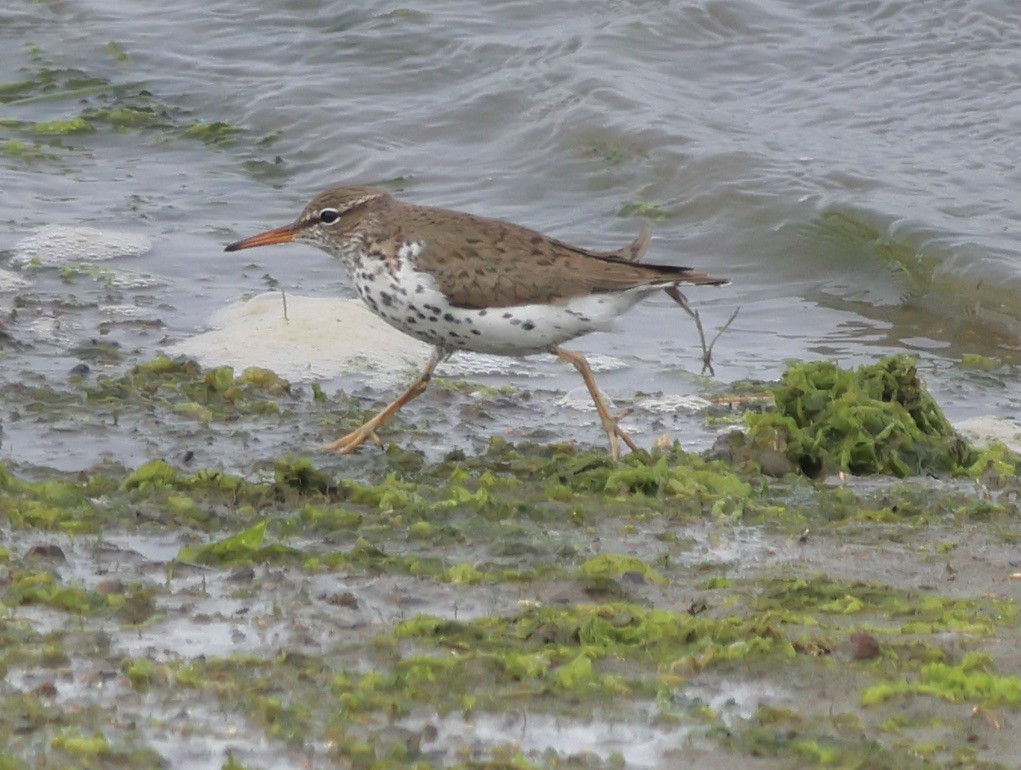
[2,355,1020,769]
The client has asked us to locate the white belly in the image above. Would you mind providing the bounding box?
[349,256,650,355]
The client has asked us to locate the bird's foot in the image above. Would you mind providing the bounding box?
[318,363,439,455]
[600,409,639,462]
[320,421,385,455]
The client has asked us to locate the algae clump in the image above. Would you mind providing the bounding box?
[745,356,974,477]
[862,651,1021,708]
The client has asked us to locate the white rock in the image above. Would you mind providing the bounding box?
[167,292,433,384]
[167,292,541,385]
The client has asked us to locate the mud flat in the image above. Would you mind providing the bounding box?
[1,356,1020,770]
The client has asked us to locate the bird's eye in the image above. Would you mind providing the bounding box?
[318,208,340,224]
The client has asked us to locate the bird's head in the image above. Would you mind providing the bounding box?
[224,186,389,252]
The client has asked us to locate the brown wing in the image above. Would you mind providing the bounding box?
[398,204,726,310]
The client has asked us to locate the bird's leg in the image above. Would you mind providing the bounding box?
[322,346,446,455]
[551,346,638,461]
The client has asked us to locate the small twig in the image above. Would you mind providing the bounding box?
[664,286,740,375]
[692,310,712,374]
[280,287,289,321]
[704,306,740,374]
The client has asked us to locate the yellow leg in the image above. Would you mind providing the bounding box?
[321,347,445,455]
[551,346,638,461]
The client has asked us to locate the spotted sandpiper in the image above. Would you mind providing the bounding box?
[225,186,728,459]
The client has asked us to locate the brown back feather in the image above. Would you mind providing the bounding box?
[384,201,726,310]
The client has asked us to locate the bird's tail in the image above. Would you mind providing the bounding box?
[627,261,729,287]
[610,227,728,286]
[668,269,730,287]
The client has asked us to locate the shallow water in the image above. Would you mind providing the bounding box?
[2,1,1020,457]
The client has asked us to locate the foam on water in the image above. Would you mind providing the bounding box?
[13,225,152,266]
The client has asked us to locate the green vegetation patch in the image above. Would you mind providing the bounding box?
[396,602,796,691]
[0,692,165,770]
[2,567,157,624]
[141,601,798,761]
[751,575,1015,635]
[744,356,977,477]
[0,138,59,162]
[2,349,1021,768]
[579,553,667,586]
[0,52,261,168]
[30,117,94,135]
[87,356,292,422]
[863,652,1021,708]
[713,709,937,770]
[176,520,307,567]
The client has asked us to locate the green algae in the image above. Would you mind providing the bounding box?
[713,716,937,770]
[30,117,95,135]
[180,120,243,146]
[103,41,130,63]
[49,731,112,757]
[604,453,753,502]
[132,580,1019,766]
[86,105,165,130]
[48,729,164,769]
[443,562,486,584]
[157,656,327,750]
[120,458,180,492]
[744,356,976,477]
[395,602,795,687]
[959,354,1004,373]
[0,67,133,106]
[433,377,516,398]
[176,520,307,566]
[0,51,262,170]
[4,571,107,615]
[619,200,668,220]
[0,388,1013,548]
[0,138,58,162]
[87,356,293,422]
[2,352,1021,767]
[817,208,1021,342]
[0,693,163,769]
[579,553,667,586]
[750,575,1014,635]
[295,503,362,533]
[0,753,29,770]
[177,520,267,565]
[221,756,253,770]
[143,602,797,759]
[2,568,156,625]
[863,652,1021,708]
[965,441,1018,485]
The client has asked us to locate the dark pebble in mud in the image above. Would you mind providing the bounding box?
[25,543,67,561]
[621,570,648,585]
[227,566,256,583]
[850,631,881,661]
[326,591,360,609]
[96,579,126,594]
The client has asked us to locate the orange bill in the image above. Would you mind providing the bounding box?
[224,224,297,252]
